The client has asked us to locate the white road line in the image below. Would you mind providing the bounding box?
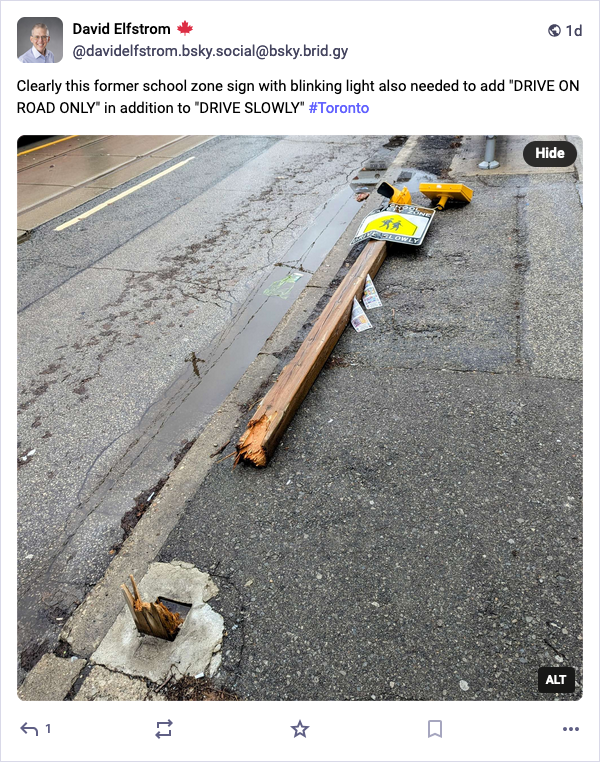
[54,156,196,231]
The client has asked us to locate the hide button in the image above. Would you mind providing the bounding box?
[523,141,577,167]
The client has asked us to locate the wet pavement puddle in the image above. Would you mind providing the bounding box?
[79,186,361,511]
[393,168,439,196]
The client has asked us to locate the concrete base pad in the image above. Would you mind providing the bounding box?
[74,665,165,701]
[91,561,223,684]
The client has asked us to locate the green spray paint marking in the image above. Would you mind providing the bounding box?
[264,272,304,299]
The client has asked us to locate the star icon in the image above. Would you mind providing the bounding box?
[291,719,309,738]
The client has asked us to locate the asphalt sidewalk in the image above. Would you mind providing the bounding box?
[157,137,582,701]
[20,135,583,702]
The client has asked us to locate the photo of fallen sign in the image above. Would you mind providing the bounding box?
[14,135,583,706]
[351,182,436,247]
[235,181,473,467]
[351,203,435,246]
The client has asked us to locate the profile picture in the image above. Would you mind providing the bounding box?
[17,17,63,63]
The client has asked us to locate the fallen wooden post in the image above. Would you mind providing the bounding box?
[121,575,183,641]
[234,178,473,468]
[235,239,388,467]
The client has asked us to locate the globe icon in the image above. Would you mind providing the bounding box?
[548,24,561,36]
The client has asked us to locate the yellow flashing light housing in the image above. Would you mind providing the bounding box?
[377,181,412,206]
[419,182,473,210]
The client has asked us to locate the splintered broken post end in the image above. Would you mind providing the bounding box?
[235,414,272,467]
[121,576,183,640]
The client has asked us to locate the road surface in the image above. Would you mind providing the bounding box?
[17,134,393,672]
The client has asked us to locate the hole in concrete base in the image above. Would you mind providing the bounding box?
[156,597,192,625]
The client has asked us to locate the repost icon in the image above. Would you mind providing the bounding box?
[428,720,443,738]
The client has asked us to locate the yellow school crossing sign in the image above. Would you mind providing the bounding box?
[364,214,418,236]
[352,203,436,247]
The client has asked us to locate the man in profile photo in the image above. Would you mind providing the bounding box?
[19,22,54,63]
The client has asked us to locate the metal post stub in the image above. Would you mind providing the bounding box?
[478,135,500,170]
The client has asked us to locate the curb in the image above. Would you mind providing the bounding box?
[53,136,421,684]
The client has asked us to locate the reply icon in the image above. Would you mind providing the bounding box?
[428,720,443,738]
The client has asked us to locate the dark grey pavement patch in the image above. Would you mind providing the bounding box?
[159,368,581,701]
[333,174,582,381]
[156,141,582,701]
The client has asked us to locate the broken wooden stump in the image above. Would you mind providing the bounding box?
[235,239,388,467]
[121,575,183,641]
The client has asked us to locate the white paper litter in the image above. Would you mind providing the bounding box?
[362,275,382,309]
[351,297,372,332]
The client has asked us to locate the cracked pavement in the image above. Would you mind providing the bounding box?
[17,134,389,674]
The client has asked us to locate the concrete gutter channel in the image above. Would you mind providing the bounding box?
[19,135,583,701]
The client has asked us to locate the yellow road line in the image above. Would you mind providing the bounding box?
[54,156,196,231]
[17,135,78,156]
